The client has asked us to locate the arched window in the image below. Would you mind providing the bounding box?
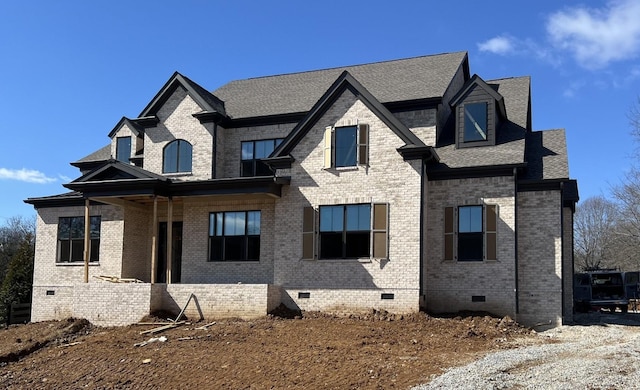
[163,140,192,173]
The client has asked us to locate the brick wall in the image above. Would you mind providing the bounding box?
[142,85,214,180]
[73,283,152,326]
[218,123,295,178]
[180,197,276,284]
[272,89,423,313]
[424,176,517,318]
[282,288,419,314]
[517,190,563,328]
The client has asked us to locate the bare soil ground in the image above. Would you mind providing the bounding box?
[0,309,540,389]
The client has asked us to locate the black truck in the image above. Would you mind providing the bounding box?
[574,270,639,313]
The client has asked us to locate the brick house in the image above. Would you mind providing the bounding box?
[25,52,578,328]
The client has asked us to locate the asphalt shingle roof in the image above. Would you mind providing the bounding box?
[212,52,468,119]
[523,129,570,180]
[434,76,530,169]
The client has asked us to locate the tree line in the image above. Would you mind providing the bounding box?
[574,98,640,272]
[0,216,35,324]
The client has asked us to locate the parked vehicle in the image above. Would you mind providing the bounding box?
[574,271,639,313]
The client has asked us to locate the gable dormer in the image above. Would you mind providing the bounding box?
[108,117,145,167]
[450,74,507,149]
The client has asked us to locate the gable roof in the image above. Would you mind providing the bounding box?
[213,52,468,119]
[108,117,145,138]
[450,74,507,119]
[139,72,226,118]
[429,76,531,173]
[269,71,437,165]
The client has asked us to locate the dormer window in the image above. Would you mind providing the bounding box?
[451,75,506,149]
[463,103,488,142]
[163,139,192,173]
[116,137,132,163]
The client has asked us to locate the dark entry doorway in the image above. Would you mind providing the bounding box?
[157,221,182,283]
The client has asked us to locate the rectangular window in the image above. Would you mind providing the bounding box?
[444,205,498,262]
[57,216,100,263]
[116,137,131,163]
[208,211,260,261]
[323,124,369,169]
[241,139,283,177]
[319,204,370,259]
[464,102,488,142]
[305,203,388,260]
[458,205,483,261]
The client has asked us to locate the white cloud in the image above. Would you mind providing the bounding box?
[0,168,57,184]
[477,36,515,55]
[546,0,640,69]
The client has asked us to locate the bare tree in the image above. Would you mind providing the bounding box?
[574,196,620,271]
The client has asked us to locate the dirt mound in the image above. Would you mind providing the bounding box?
[0,312,540,389]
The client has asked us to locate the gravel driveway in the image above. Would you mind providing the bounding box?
[414,312,640,389]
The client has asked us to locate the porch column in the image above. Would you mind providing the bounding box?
[151,196,158,284]
[83,198,90,283]
[166,197,173,284]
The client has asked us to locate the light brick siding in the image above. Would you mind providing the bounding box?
[218,123,295,178]
[282,288,418,314]
[121,207,151,281]
[180,197,276,284]
[31,204,125,321]
[73,283,152,326]
[517,190,564,328]
[31,286,74,322]
[32,205,124,287]
[141,86,214,180]
[425,176,517,318]
[272,90,423,313]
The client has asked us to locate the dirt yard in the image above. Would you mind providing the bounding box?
[0,309,539,389]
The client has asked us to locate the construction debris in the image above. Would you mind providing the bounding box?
[139,321,185,335]
[93,275,143,283]
[134,336,167,347]
[195,321,217,330]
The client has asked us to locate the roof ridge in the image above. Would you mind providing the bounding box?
[238,51,468,82]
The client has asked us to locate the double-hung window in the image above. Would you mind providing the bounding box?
[323,124,369,169]
[241,138,283,176]
[302,203,388,260]
[208,211,260,261]
[57,216,101,263]
[444,205,497,261]
[163,139,192,173]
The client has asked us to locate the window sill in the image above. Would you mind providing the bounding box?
[163,172,193,178]
[56,262,100,266]
[207,260,260,264]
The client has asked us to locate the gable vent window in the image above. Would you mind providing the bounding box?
[464,103,488,142]
[323,124,369,169]
[163,139,192,173]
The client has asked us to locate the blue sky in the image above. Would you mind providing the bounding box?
[1,0,640,223]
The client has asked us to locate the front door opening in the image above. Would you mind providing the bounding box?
[157,221,182,283]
